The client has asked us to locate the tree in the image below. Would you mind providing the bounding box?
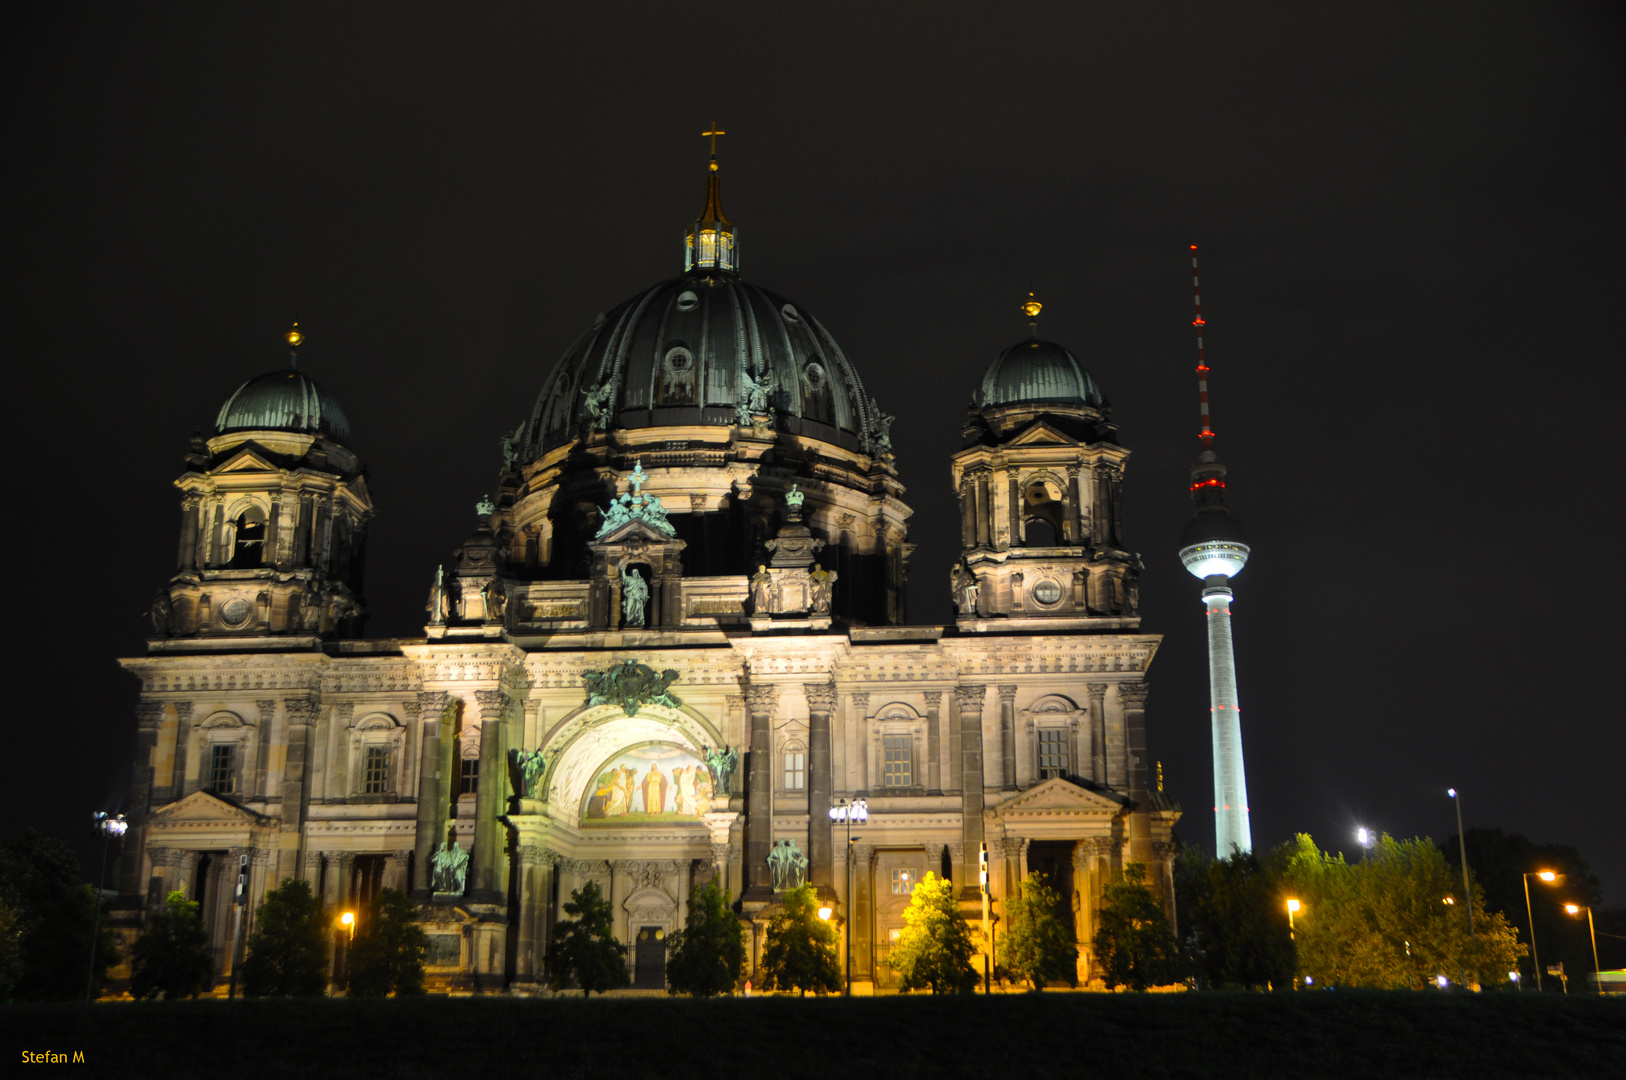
[0,830,118,1000]
[890,871,977,995]
[1281,833,1524,990]
[1187,850,1296,990]
[1004,871,1077,990]
[759,883,841,996]
[0,899,23,1000]
[666,879,746,996]
[241,879,328,997]
[131,890,214,999]
[545,880,628,997]
[344,888,428,997]
[1093,862,1181,990]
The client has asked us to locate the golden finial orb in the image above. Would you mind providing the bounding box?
[286,323,305,349]
[1021,294,1042,320]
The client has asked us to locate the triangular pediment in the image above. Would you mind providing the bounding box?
[591,517,686,548]
[214,445,282,474]
[1006,420,1080,448]
[993,777,1126,817]
[148,789,274,827]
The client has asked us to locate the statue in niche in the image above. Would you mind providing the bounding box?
[621,567,649,628]
[950,564,980,616]
[750,565,773,614]
[810,567,835,614]
[425,565,448,625]
[583,381,616,431]
[149,591,171,637]
[702,745,738,796]
[431,836,469,895]
[481,579,506,622]
[767,838,808,891]
[509,747,546,799]
[256,591,271,626]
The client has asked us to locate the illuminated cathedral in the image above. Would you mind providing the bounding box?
[112,141,1180,992]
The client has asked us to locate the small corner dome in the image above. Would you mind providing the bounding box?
[216,369,352,442]
[978,338,1104,410]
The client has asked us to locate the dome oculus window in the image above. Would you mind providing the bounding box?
[1031,578,1064,605]
[664,347,693,374]
[781,304,800,323]
[675,291,699,312]
[803,362,826,390]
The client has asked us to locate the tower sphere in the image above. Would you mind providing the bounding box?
[1178,509,1249,579]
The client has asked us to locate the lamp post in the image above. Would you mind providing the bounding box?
[1356,827,1373,862]
[1286,897,1300,940]
[1522,870,1559,991]
[1447,788,1476,989]
[828,797,866,997]
[1564,903,1601,996]
[85,812,127,1002]
[335,910,356,994]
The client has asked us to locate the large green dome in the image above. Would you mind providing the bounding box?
[216,368,352,442]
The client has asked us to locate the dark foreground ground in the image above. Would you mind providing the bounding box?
[4,991,1622,1079]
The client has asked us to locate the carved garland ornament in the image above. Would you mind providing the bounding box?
[581,660,681,716]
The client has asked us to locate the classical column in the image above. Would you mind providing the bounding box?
[724,694,746,793]
[515,845,554,982]
[177,496,201,570]
[412,691,448,899]
[1093,467,1109,549]
[955,685,987,901]
[253,699,276,800]
[1120,683,1150,802]
[120,701,165,898]
[1072,841,1095,977]
[1000,836,1027,900]
[743,684,779,903]
[804,682,836,889]
[923,690,943,795]
[958,478,976,548]
[173,702,195,797]
[1006,466,1021,548]
[1066,464,1085,544]
[975,470,991,548]
[946,842,965,891]
[923,842,946,884]
[280,698,317,880]
[469,690,509,903]
[384,849,411,892]
[849,693,869,795]
[852,843,876,981]
[998,685,1018,791]
[1086,683,1108,786]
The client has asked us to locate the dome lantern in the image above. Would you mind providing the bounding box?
[684,125,737,273]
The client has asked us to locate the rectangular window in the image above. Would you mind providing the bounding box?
[784,752,805,791]
[460,757,479,796]
[890,867,917,896]
[363,746,390,795]
[1038,728,1069,779]
[207,744,235,794]
[882,734,912,788]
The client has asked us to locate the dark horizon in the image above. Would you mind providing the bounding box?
[5,3,1622,901]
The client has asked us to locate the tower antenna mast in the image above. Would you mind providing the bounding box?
[1179,244,1254,856]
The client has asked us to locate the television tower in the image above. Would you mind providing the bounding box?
[1178,246,1253,856]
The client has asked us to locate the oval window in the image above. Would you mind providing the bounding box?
[665,347,693,373]
[675,291,699,312]
[1031,579,1063,605]
[220,597,253,628]
[781,304,800,323]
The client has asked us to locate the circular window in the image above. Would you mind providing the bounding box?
[665,347,693,374]
[781,304,800,323]
[220,597,253,628]
[1031,579,1064,605]
[804,362,826,389]
[675,291,699,312]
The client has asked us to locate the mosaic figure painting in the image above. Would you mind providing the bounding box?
[583,744,713,824]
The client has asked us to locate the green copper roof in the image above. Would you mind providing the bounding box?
[978,338,1104,410]
[216,368,352,441]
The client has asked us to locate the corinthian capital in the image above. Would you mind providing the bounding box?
[746,685,779,715]
[135,701,165,727]
[1085,682,1109,701]
[284,698,318,726]
[475,690,509,721]
[1118,683,1150,709]
[803,682,838,714]
[997,685,1017,704]
[954,685,987,711]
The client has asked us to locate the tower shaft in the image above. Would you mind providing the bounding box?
[1203,581,1251,854]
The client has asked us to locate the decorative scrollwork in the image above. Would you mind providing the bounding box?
[582,660,681,716]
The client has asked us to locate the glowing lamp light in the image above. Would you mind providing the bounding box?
[1356,827,1371,847]
[1537,871,1557,882]
[1286,899,1301,914]
[818,906,833,922]
[1509,971,1520,982]
[1436,975,1449,989]
[1442,896,1455,905]
[1447,788,1457,798]
[1565,903,1580,915]
[340,912,354,926]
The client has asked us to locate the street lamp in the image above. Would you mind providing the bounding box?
[817,905,833,922]
[86,812,127,1002]
[1286,898,1300,939]
[828,796,867,996]
[1563,903,1601,996]
[340,910,356,941]
[1356,827,1373,862]
[1521,870,1560,991]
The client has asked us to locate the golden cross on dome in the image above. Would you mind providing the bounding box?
[703,124,725,167]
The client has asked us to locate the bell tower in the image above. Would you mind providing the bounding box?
[150,326,375,643]
[949,296,1142,629]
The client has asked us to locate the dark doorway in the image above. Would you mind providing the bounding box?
[634,926,667,988]
[1025,841,1077,929]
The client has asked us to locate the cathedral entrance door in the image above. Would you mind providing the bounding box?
[634,926,667,988]
[1026,841,1077,929]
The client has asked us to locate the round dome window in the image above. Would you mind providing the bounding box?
[675,291,699,312]
[665,347,693,374]
[220,597,254,628]
[804,362,826,390]
[781,304,800,323]
[1031,579,1064,605]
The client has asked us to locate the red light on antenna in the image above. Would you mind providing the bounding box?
[1190,245,1198,250]
[1193,317,1205,326]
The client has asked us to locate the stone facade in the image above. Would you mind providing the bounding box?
[110,168,1178,994]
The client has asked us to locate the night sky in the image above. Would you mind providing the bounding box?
[7,4,1622,899]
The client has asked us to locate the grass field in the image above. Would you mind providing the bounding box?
[4,991,1622,1079]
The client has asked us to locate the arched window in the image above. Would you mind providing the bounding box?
[230,507,267,568]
